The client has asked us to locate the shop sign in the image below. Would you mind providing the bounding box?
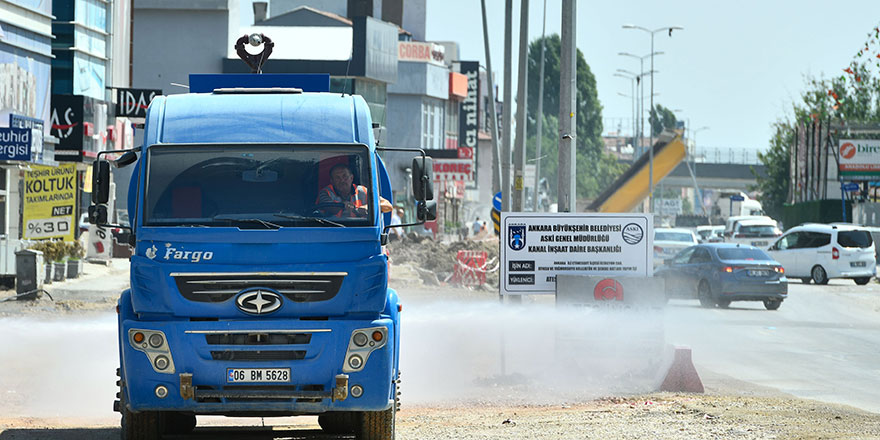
[116,88,161,118]
[433,159,474,182]
[398,41,445,65]
[500,213,652,295]
[0,127,32,161]
[839,139,880,178]
[458,61,480,150]
[51,94,108,162]
[23,163,77,242]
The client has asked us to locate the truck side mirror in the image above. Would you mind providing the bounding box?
[411,157,434,202]
[93,159,111,204]
[114,150,139,168]
[88,204,108,224]
[417,200,437,222]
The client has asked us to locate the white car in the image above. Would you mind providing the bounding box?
[727,218,781,249]
[695,225,724,243]
[723,215,775,238]
[766,223,876,285]
[654,228,699,267]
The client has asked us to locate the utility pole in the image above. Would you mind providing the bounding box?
[533,0,547,212]
[501,0,513,212]
[480,0,501,194]
[558,0,576,212]
[512,0,529,212]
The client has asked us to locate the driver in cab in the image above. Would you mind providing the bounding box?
[317,164,368,217]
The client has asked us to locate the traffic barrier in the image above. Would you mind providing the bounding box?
[659,346,704,393]
[451,250,488,286]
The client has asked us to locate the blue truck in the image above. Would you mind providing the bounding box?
[91,74,435,440]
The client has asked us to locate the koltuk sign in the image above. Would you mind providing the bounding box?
[23,163,77,241]
[116,88,161,118]
[839,139,880,178]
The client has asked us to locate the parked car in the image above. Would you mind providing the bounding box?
[655,243,788,310]
[654,228,699,267]
[695,225,725,243]
[766,223,876,285]
[727,218,782,249]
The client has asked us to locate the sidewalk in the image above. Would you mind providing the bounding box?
[0,259,130,317]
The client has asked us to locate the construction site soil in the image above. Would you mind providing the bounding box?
[1,248,880,438]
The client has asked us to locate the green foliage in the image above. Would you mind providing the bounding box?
[754,124,792,221]
[649,104,678,137]
[525,34,622,199]
[28,240,71,262]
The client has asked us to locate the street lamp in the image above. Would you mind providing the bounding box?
[619,51,662,156]
[622,24,683,216]
[613,72,637,151]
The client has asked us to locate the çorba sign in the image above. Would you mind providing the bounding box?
[839,139,880,177]
[398,41,445,65]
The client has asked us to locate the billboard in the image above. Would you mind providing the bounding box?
[115,88,161,118]
[23,163,78,241]
[500,213,653,295]
[839,139,880,179]
[458,61,480,150]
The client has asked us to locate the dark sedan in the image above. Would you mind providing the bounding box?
[655,243,788,310]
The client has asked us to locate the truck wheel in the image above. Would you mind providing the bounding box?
[121,398,164,440]
[359,407,395,440]
[358,383,397,440]
[163,412,196,435]
[318,412,357,434]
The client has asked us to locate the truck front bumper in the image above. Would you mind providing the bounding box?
[119,317,395,415]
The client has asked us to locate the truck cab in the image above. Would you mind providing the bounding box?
[92,78,433,440]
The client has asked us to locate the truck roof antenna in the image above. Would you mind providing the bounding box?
[235,33,273,73]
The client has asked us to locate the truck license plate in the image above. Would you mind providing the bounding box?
[227,368,290,383]
[851,261,867,268]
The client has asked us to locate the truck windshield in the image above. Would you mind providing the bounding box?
[143,145,374,228]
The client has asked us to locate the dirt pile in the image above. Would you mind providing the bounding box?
[387,234,500,286]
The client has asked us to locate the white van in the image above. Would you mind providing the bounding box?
[766,223,876,285]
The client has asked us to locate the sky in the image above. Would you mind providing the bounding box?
[424,0,880,152]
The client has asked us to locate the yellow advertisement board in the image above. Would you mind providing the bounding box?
[23,163,77,242]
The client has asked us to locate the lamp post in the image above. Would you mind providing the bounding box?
[618,51,662,157]
[622,24,683,217]
[613,72,637,154]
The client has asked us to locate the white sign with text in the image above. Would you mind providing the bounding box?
[500,213,653,295]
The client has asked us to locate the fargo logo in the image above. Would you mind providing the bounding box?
[840,142,856,159]
[153,244,214,262]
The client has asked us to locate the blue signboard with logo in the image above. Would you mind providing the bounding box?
[843,182,860,192]
[0,127,33,161]
[729,195,745,201]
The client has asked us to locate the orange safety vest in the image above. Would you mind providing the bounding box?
[318,184,368,216]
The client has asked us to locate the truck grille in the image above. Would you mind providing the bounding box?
[205,332,312,345]
[172,272,346,303]
[210,350,306,361]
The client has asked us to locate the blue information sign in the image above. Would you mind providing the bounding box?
[843,182,860,192]
[0,127,32,161]
[493,191,502,211]
[729,195,745,201]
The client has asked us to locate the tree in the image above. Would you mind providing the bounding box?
[525,34,623,199]
[754,23,880,218]
[649,104,678,137]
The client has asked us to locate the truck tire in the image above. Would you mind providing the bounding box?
[359,407,395,440]
[318,412,357,434]
[358,382,397,440]
[121,401,164,440]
